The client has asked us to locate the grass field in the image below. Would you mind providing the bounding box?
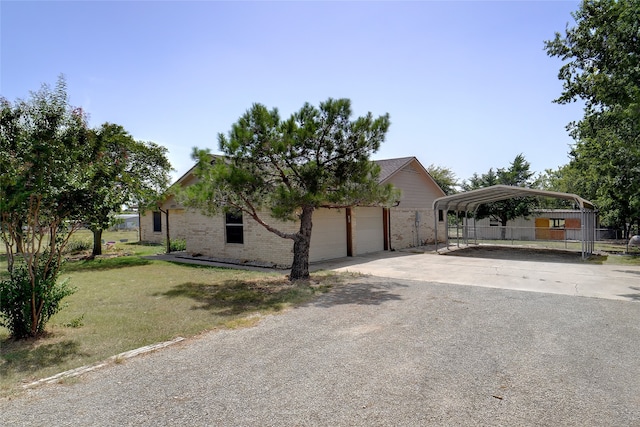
[0,230,342,397]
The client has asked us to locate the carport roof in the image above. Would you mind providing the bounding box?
[433,185,595,212]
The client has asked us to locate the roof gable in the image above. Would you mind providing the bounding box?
[375,157,415,183]
[375,157,446,197]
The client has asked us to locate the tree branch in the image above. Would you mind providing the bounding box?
[236,195,296,240]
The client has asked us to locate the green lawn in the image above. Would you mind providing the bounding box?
[0,229,163,258]
[0,250,340,397]
[67,229,166,257]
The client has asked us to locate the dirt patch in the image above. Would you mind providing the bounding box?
[443,245,607,264]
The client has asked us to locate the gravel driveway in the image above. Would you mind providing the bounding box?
[2,274,639,426]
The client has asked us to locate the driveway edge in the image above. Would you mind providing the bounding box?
[23,337,185,389]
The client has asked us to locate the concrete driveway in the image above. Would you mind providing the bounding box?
[319,247,640,302]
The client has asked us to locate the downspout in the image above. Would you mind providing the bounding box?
[164,209,171,254]
[415,211,421,247]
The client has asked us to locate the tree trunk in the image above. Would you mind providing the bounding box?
[15,219,24,253]
[289,206,314,281]
[500,217,508,240]
[92,228,103,256]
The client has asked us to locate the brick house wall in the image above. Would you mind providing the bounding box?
[385,160,446,249]
[185,209,298,267]
[140,208,188,244]
[139,156,447,265]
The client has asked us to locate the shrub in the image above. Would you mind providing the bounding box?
[0,254,76,339]
[168,238,186,252]
[65,239,92,254]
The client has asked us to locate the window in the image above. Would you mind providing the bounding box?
[153,211,162,232]
[489,219,500,227]
[550,218,565,228]
[438,210,444,222]
[225,211,244,244]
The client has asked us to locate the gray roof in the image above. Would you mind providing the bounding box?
[433,185,595,211]
[374,157,417,183]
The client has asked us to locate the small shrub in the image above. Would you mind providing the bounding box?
[65,239,92,254]
[0,255,76,339]
[63,314,85,328]
[168,238,186,252]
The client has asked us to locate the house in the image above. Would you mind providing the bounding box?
[141,156,446,267]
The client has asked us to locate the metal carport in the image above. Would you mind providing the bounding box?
[433,185,597,258]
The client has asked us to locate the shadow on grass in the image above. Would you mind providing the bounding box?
[62,256,151,272]
[158,279,321,315]
[0,339,86,375]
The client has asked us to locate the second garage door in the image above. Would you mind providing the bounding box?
[355,207,384,255]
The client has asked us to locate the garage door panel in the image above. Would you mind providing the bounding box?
[310,209,347,262]
[356,207,384,254]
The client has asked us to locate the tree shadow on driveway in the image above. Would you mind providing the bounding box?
[307,278,406,308]
[618,286,640,302]
[158,276,406,314]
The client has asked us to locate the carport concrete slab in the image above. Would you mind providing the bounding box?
[320,251,640,302]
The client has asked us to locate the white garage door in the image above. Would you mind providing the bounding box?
[310,208,347,262]
[355,207,384,255]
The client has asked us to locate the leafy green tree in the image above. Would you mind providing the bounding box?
[462,154,536,238]
[83,123,172,256]
[0,77,88,338]
[535,165,588,209]
[426,164,458,195]
[181,98,397,280]
[545,0,640,236]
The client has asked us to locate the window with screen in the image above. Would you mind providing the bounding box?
[225,212,244,244]
[153,211,162,232]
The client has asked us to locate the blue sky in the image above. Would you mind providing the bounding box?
[1,1,583,184]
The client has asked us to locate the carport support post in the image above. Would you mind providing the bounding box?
[456,210,460,248]
[442,208,450,250]
[581,208,586,259]
[473,206,481,245]
[434,208,438,253]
